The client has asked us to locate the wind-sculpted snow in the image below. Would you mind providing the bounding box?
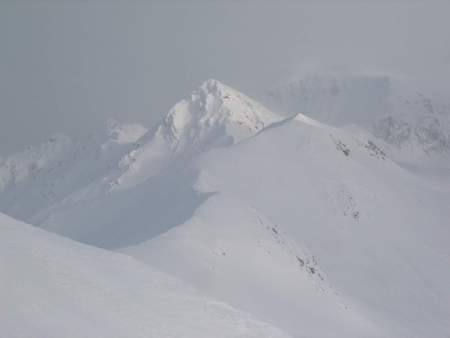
[0,212,291,338]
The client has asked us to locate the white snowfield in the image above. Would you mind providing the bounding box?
[0,212,290,338]
[1,79,449,338]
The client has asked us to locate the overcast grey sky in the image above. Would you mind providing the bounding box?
[1,1,450,155]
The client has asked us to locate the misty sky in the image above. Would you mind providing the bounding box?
[1,1,450,155]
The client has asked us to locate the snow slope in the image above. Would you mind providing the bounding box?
[121,113,450,337]
[1,79,450,337]
[0,212,290,338]
[122,194,388,338]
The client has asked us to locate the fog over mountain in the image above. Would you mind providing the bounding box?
[1,1,450,155]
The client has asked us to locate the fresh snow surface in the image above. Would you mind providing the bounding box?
[1,79,449,338]
[0,212,290,338]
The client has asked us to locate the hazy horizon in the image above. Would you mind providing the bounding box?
[2,0,450,155]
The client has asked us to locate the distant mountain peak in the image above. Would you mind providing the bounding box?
[160,79,280,148]
[199,78,227,93]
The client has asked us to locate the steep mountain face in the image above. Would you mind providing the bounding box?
[0,212,290,338]
[1,80,449,338]
[266,73,450,166]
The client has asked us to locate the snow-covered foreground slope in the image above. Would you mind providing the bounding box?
[1,80,450,337]
[0,212,290,338]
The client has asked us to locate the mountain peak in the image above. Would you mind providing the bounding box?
[160,79,280,147]
[199,78,227,93]
[111,80,282,190]
[197,78,241,99]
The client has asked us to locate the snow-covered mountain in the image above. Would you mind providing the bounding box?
[0,79,280,224]
[1,79,449,338]
[266,73,450,167]
[0,212,290,338]
[122,112,450,337]
[0,119,147,222]
[112,79,281,191]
